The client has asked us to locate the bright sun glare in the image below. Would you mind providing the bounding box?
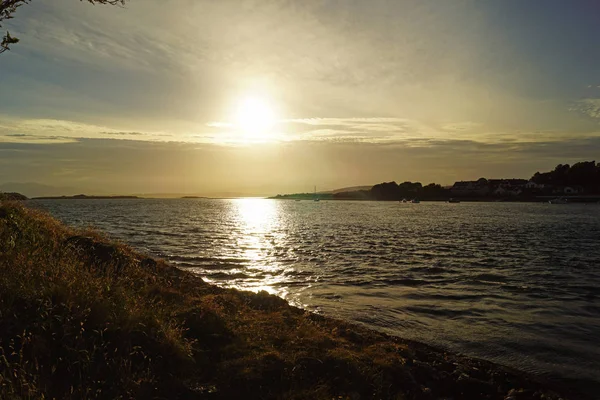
[234,97,276,140]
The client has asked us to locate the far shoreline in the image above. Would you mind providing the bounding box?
[32,195,141,200]
[27,196,600,203]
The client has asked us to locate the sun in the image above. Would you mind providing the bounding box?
[234,97,276,139]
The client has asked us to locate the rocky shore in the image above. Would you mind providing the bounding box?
[0,202,581,399]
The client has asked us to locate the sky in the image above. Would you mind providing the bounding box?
[1,0,600,196]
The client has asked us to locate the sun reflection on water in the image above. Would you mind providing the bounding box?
[234,197,278,234]
[228,198,288,297]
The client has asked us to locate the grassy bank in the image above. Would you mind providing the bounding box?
[0,193,28,201]
[0,202,573,399]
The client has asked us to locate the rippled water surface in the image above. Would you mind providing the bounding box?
[33,199,600,395]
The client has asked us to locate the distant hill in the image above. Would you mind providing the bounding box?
[0,192,28,201]
[132,192,268,198]
[0,182,86,198]
[330,185,373,194]
[33,195,139,200]
[270,185,374,199]
[272,182,449,201]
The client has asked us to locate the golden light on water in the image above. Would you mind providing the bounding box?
[231,198,283,295]
[229,199,314,308]
[235,197,278,232]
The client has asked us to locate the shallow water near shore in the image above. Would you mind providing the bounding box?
[33,199,600,396]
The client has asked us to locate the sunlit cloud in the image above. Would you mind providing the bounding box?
[0,117,175,144]
[3,115,600,149]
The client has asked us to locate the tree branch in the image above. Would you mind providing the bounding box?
[1,0,126,54]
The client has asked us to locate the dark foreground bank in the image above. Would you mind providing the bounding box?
[0,202,581,399]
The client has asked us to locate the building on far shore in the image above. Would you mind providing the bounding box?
[564,186,584,195]
[451,178,529,197]
[450,178,490,196]
[526,180,545,190]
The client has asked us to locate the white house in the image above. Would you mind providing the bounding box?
[564,186,582,194]
[526,181,544,189]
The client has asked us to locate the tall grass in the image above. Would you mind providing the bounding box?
[0,202,196,398]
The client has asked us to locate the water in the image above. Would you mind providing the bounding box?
[32,199,600,396]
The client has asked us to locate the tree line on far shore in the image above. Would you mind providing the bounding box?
[531,161,600,192]
[273,161,600,201]
[271,182,445,201]
[333,182,446,201]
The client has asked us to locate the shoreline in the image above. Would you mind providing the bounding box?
[0,201,586,399]
[32,195,140,200]
[269,197,600,203]
[29,196,600,204]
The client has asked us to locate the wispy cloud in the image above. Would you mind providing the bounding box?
[0,117,174,144]
[279,117,598,145]
[3,115,600,149]
[573,98,600,119]
[441,122,483,132]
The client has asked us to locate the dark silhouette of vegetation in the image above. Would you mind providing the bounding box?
[371,181,401,201]
[370,181,445,201]
[422,183,445,197]
[332,189,371,200]
[1,0,126,54]
[0,202,575,399]
[446,161,600,201]
[531,161,600,193]
[273,161,600,202]
[0,192,27,201]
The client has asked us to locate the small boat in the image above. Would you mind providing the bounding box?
[313,186,320,202]
[548,197,568,204]
[399,198,408,203]
[411,199,420,204]
[447,198,460,203]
